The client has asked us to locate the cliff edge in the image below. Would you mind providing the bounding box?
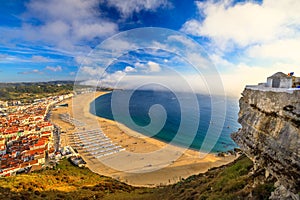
[232,87,300,199]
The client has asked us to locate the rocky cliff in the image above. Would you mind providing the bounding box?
[232,88,300,199]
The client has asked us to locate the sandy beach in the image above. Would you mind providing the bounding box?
[51,91,238,187]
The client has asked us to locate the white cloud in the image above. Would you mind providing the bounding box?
[209,54,234,70]
[98,70,126,88]
[82,61,162,88]
[80,66,105,76]
[151,41,170,51]
[45,65,62,72]
[124,66,137,73]
[105,0,171,18]
[72,21,117,40]
[101,38,137,52]
[31,55,50,62]
[81,70,129,88]
[180,19,202,36]
[134,62,146,69]
[147,61,161,72]
[0,54,54,64]
[186,52,211,69]
[167,35,197,49]
[134,61,161,73]
[2,0,118,52]
[75,55,93,65]
[18,69,44,75]
[25,0,98,22]
[181,0,300,49]
[247,38,300,63]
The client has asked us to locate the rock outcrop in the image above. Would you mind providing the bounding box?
[232,88,300,199]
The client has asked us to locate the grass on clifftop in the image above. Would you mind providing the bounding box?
[0,156,275,200]
[0,158,148,200]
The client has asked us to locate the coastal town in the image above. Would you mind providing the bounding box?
[0,87,124,178]
[0,93,74,176]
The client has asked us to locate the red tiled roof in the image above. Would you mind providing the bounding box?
[29,160,38,165]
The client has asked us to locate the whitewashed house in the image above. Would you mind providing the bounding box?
[266,72,293,88]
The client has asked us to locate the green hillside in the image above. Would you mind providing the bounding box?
[0,155,275,200]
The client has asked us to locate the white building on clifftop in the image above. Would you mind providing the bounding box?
[266,72,292,88]
[246,72,300,93]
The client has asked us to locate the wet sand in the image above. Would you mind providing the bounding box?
[51,92,238,187]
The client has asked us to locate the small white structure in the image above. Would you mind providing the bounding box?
[266,72,292,88]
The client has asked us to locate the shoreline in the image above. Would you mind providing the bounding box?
[51,91,239,187]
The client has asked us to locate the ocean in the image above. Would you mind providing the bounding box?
[90,90,240,153]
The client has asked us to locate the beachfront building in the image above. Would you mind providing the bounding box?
[266,72,293,88]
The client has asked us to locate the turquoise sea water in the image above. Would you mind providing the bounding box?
[90,90,240,153]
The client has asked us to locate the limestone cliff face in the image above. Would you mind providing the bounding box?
[231,88,300,199]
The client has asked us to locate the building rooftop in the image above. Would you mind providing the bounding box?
[268,72,291,79]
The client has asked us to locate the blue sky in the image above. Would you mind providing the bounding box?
[0,0,300,96]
